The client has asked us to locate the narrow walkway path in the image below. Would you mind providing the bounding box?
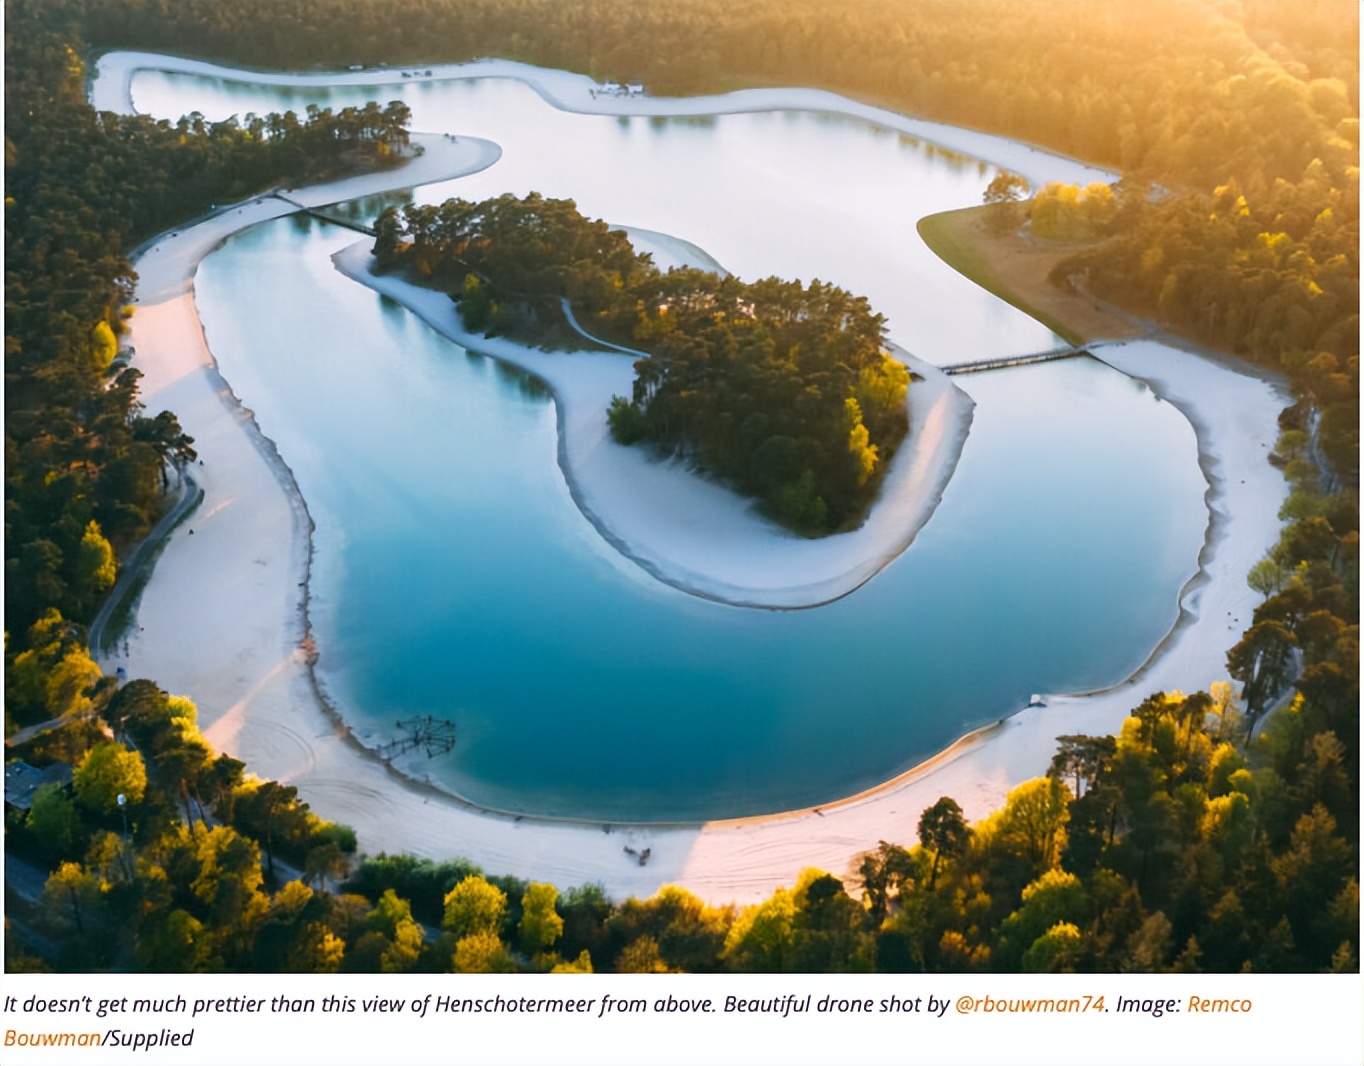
[88,467,200,658]
[940,343,1096,375]
[4,712,88,748]
[271,193,378,236]
[558,297,651,359]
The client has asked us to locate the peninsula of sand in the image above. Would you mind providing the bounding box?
[95,52,1289,904]
[332,241,971,608]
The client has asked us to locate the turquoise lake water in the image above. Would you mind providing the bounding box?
[152,71,1207,819]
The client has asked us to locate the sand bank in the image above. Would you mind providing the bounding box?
[333,241,974,608]
[94,52,1288,904]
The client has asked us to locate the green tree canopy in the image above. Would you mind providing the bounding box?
[73,741,146,814]
[918,797,971,890]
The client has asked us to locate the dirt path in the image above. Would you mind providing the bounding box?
[918,204,1148,346]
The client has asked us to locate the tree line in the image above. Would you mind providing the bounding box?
[13,662,1355,972]
[376,193,910,533]
[4,0,415,724]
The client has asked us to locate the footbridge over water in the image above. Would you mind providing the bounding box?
[272,193,377,237]
[939,343,1102,376]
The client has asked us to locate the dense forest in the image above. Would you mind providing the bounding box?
[5,0,1358,974]
[7,681,357,971]
[4,3,413,659]
[377,193,910,532]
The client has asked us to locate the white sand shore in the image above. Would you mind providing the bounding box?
[95,53,1288,904]
[614,225,730,277]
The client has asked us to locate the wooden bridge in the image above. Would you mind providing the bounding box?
[272,193,377,237]
[939,344,1095,376]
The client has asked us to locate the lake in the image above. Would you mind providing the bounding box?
[141,70,1207,819]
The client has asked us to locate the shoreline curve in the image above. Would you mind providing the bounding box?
[91,51,1116,190]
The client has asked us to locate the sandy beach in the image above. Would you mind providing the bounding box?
[94,52,1288,905]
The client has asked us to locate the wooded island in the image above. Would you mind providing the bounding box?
[373,193,910,533]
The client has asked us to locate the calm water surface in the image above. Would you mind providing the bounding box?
[164,72,1206,819]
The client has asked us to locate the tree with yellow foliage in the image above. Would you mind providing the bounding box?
[73,741,146,815]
